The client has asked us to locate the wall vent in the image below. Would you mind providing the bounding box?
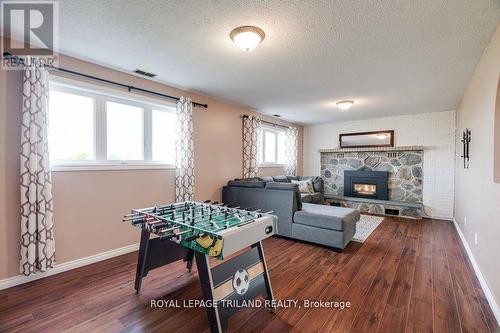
[385,208,400,216]
[388,152,398,158]
[133,69,157,78]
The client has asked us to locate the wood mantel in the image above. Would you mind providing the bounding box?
[319,145,425,153]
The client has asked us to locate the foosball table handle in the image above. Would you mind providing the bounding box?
[185,234,202,242]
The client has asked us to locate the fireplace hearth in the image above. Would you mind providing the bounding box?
[344,171,389,200]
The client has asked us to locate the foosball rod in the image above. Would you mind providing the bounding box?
[125,208,212,229]
[127,202,196,216]
[155,206,240,224]
[189,213,258,230]
[159,229,191,241]
[129,201,225,217]
[176,209,250,228]
[171,207,265,228]
[123,213,159,221]
[154,217,222,239]
[151,202,227,220]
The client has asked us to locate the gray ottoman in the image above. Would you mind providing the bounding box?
[292,203,359,250]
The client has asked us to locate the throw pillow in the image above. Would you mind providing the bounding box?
[291,179,314,193]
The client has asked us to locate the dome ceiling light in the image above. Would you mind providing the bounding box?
[336,100,355,111]
[230,26,265,51]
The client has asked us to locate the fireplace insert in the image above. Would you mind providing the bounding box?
[344,170,389,200]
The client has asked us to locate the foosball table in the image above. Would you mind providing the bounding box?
[124,201,278,333]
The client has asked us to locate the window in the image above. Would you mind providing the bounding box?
[152,109,176,163]
[48,91,95,161]
[106,101,144,160]
[260,126,286,165]
[48,78,176,170]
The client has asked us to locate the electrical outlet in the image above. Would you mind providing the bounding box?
[474,233,478,245]
[464,216,467,226]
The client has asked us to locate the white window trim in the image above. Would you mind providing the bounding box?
[51,164,176,172]
[259,163,284,168]
[259,125,285,166]
[48,75,177,171]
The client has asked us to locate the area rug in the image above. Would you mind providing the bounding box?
[352,215,385,242]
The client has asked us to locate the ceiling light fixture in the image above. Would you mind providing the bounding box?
[230,26,265,51]
[336,100,355,111]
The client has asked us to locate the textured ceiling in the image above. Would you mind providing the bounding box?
[53,0,500,124]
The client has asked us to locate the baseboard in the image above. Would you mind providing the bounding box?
[428,216,454,221]
[0,242,139,291]
[453,219,500,326]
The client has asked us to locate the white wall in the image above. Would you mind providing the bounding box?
[303,110,456,219]
[455,25,500,317]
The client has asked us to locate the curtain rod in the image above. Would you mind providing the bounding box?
[241,114,291,130]
[2,53,208,109]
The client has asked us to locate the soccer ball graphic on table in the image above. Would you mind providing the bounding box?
[232,268,250,295]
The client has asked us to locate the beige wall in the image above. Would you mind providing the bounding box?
[455,25,500,309]
[0,48,303,280]
[494,79,500,183]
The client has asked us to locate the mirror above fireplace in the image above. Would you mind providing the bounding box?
[339,130,394,148]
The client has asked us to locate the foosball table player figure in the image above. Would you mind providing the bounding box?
[123,201,278,333]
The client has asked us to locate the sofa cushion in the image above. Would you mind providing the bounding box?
[266,182,302,210]
[227,180,266,188]
[234,177,263,181]
[272,175,289,183]
[287,175,299,182]
[299,176,323,193]
[266,182,295,191]
[293,203,360,231]
[300,193,313,203]
[292,179,314,193]
[260,176,274,182]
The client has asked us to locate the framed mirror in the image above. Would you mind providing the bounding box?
[339,130,394,148]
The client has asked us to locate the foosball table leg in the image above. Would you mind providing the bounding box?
[252,241,276,313]
[195,252,226,333]
[134,230,192,294]
[195,242,276,333]
[186,249,194,272]
[135,229,151,294]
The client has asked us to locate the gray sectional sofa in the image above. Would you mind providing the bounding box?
[222,178,360,251]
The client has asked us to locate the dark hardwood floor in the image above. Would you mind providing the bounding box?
[0,217,497,332]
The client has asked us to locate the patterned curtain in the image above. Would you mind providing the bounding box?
[20,58,56,275]
[284,127,299,176]
[242,115,261,178]
[175,97,195,202]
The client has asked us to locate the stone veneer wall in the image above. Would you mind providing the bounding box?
[321,150,424,202]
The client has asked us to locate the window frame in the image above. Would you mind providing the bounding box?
[48,76,177,171]
[260,125,286,167]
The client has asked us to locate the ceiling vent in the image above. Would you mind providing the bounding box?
[133,69,157,78]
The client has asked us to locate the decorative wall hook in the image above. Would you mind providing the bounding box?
[461,128,471,169]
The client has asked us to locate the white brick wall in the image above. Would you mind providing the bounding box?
[303,110,456,219]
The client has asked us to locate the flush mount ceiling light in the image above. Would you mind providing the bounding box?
[336,100,355,111]
[230,26,265,51]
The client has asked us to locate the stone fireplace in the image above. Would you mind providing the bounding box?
[319,146,424,218]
